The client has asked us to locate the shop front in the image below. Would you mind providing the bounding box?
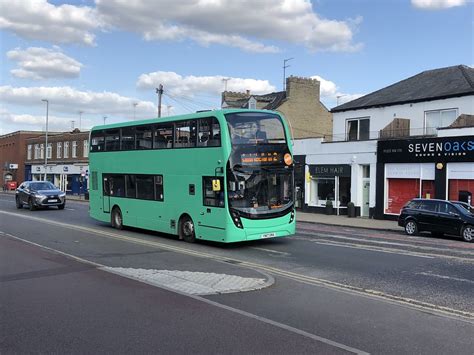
[31,164,89,195]
[306,164,352,215]
[376,135,474,219]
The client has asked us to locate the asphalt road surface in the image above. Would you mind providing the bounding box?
[1,194,473,354]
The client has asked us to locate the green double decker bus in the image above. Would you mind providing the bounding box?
[88,109,295,243]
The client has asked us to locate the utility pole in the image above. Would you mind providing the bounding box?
[78,111,83,130]
[283,57,294,91]
[41,99,49,181]
[156,84,163,118]
[103,116,107,125]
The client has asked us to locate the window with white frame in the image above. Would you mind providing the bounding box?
[40,144,44,159]
[64,141,69,158]
[27,145,32,160]
[47,143,52,159]
[424,108,458,135]
[72,141,77,158]
[34,144,40,159]
[346,117,370,141]
[83,140,89,158]
[57,142,62,158]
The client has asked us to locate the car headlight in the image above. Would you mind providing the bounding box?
[35,194,46,199]
[59,192,66,197]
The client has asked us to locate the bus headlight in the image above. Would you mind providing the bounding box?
[230,210,243,229]
[289,210,295,223]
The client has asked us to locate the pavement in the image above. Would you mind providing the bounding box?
[2,191,401,232]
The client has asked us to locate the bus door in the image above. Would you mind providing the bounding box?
[103,175,111,213]
[198,176,226,241]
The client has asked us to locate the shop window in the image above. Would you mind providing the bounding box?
[203,176,224,207]
[347,118,370,141]
[424,109,457,135]
[135,126,152,150]
[421,180,435,199]
[316,178,335,202]
[338,177,351,206]
[449,179,474,203]
[386,178,420,214]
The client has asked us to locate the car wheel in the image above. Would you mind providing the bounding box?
[16,197,23,209]
[111,207,123,230]
[58,203,65,210]
[28,198,36,211]
[405,220,418,236]
[179,215,196,243]
[461,225,474,243]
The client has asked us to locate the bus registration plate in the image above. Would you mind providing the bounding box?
[261,232,276,239]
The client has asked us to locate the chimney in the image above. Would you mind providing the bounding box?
[286,76,320,101]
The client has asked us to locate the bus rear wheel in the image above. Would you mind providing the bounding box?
[179,215,195,243]
[111,207,123,230]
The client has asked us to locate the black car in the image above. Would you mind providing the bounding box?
[398,198,474,242]
[16,181,66,210]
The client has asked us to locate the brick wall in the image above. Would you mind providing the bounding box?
[277,77,333,139]
[0,131,43,184]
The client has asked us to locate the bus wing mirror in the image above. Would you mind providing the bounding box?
[214,167,223,175]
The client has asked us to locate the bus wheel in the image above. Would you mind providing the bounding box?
[180,215,195,243]
[111,207,123,230]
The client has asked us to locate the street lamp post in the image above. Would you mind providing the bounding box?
[103,116,107,125]
[41,99,49,181]
[79,111,83,130]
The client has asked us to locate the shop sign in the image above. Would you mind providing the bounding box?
[309,164,351,177]
[378,135,474,163]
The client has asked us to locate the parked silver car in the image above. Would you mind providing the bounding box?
[16,181,66,210]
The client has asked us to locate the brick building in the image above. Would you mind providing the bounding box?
[222,76,333,139]
[0,131,44,189]
[26,129,90,194]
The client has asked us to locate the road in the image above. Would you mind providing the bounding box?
[1,194,473,354]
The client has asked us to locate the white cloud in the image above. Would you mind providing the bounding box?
[411,0,466,9]
[96,0,362,53]
[7,47,83,80]
[137,71,276,96]
[0,86,157,132]
[0,0,102,46]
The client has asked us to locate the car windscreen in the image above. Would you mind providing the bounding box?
[29,182,56,190]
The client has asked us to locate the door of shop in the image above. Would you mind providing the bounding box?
[362,180,370,216]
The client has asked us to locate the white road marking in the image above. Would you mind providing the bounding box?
[251,247,290,256]
[1,231,369,355]
[416,272,474,284]
[65,208,75,211]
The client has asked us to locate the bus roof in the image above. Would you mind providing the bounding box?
[90,109,281,131]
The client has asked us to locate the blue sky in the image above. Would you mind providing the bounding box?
[0,0,472,134]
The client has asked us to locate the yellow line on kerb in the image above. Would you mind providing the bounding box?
[1,210,472,321]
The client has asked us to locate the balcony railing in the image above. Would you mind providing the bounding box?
[323,128,436,142]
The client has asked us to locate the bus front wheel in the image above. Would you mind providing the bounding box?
[179,215,195,243]
[111,207,123,230]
